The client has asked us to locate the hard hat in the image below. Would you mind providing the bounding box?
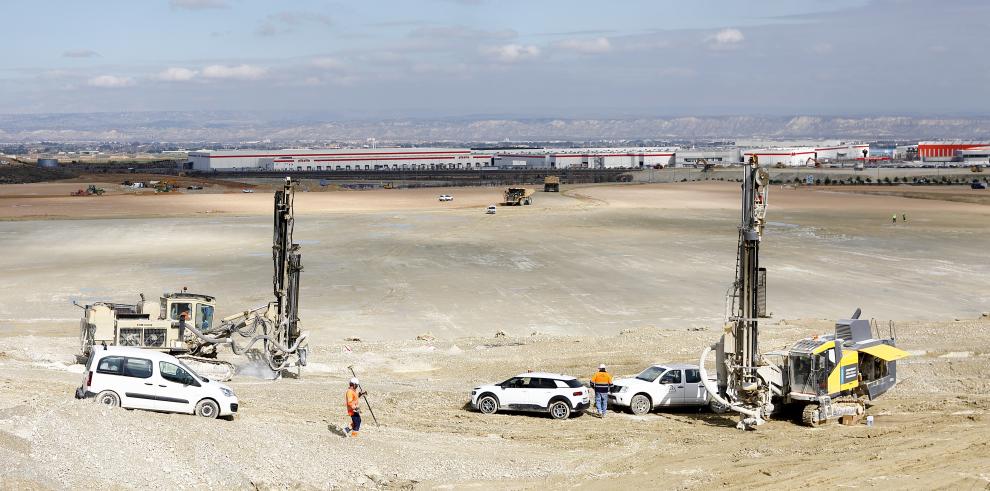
[599,364,606,369]
[349,377,359,385]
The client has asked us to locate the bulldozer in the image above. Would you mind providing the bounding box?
[76,178,309,379]
[503,187,534,205]
[699,157,907,429]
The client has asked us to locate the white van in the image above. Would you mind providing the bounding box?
[76,346,238,419]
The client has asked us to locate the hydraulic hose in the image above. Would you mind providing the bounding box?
[698,345,763,421]
[181,321,310,356]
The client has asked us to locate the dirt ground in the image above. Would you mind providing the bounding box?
[1,180,989,489]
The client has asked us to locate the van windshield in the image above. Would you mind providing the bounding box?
[636,366,667,382]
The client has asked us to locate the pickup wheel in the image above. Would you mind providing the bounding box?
[630,394,652,415]
[548,400,571,420]
[708,398,730,414]
[195,399,219,419]
[478,395,499,415]
[95,390,120,407]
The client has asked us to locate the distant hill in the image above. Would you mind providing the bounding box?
[1,112,988,143]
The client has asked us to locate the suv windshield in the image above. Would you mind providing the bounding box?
[636,366,666,382]
[563,379,583,388]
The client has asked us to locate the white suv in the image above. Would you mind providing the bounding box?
[471,372,591,419]
[438,194,453,202]
[75,346,238,419]
[609,363,725,415]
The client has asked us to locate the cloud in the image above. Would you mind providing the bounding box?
[555,37,611,54]
[169,0,227,10]
[311,57,344,70]
[481,44,540,63]
[257,11,333,36]
[62,49,100,58]
[87,75,134,88]
[708,28,745,49]
[408,26,516,41]
[201,64,267,80]
[158,67,198,81]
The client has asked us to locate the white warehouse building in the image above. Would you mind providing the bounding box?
[188,148,494,172]
[493,147,676,169]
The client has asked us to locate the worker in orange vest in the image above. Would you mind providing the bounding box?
[344,378,366,437]
[590,364,613,418]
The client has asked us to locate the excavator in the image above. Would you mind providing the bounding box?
[76,178,309,379]
[699,157,908,429]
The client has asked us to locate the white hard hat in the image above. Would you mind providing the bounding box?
[599,364,606,369]
[350,377,359,385]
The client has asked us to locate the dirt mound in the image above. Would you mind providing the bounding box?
[0,165,78,184]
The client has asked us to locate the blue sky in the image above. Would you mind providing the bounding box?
[1,0,987,116]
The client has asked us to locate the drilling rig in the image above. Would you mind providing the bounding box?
[77,177,309,378]
[699,157,908,429]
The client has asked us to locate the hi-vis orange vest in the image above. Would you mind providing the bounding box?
[591,371,613,393]
[346,388,359,415]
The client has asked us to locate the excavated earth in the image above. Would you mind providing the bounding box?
[1,181,989,489]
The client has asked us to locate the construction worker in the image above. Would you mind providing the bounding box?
[590,364,613,418]
[891,214,897,225]
[902,213,907,223]
[177,311,190,341]
[344,378,365,437]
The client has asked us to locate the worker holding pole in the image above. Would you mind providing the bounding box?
[344,378,365,437]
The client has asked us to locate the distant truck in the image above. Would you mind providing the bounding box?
[503,187,534,206]
[544,176,560,192]
[972,180,987,190]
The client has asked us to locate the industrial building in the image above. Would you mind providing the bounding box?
[674,149,742,166]
[187,148,493,172]
[493,148,676,169]
[917,142,990,162]
[743,143,869,167]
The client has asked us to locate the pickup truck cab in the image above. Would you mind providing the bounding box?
[76,346,238,419]
[609,363,723,415]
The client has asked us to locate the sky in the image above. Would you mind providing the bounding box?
[1,0,988,117]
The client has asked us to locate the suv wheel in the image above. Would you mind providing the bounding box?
[478,395,499,415]
[195,399,219,419]
[95,390,120,407]
[630,394,651,415]
[548,400,571,420]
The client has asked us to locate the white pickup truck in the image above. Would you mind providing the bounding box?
[609,363,725,415]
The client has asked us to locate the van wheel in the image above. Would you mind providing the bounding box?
[478,395,499,415]
[195,399,219,419]
[95,390,120,407]
[630,394,652,415]
[549,400,571,420]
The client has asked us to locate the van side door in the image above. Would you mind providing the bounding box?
[155,361,200,414]
[116,356,157,410]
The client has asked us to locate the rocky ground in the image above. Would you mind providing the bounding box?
[1,180,988,489]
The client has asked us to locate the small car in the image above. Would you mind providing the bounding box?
[470,372,591,419]
[76,346,238,419]
[609,363,725,415]
[438,194,453,202]
[485,205,497,214]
